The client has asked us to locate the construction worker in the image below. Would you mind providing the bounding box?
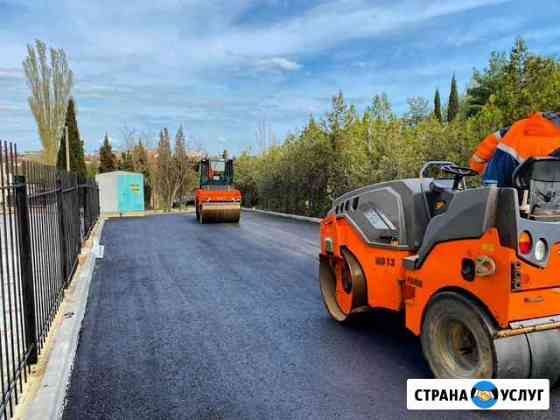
[469,112,560,187]
[468,126,511,174]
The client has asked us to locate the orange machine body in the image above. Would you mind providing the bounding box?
[195,188,241,206]
[320,183,560,338]
[320,160,560,380]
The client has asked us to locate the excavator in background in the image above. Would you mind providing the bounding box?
[195,158,241,223]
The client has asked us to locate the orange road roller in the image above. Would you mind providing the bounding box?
[195,158,241,223]
[319,160,560,381]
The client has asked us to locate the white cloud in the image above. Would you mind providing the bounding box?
[25,0,509,78]
[0,67,23,79]
[255,57,302,72]
[196,0,510,64]
[0,0,546,155]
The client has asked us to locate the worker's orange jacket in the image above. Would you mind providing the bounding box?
[469,127,510,174]
[469,112,560,176]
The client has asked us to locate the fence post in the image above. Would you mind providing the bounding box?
[14,175,38,364]
[56,178,68,288]
[81,184,88,239]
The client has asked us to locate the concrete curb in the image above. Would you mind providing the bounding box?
[25,218,105,420]
[242,207,321,224]
[101,207,195,218]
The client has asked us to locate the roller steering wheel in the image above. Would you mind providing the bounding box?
[440,164,478,190]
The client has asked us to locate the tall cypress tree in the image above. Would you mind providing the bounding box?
[434,89,442,122]
[56,98,87,180]
[99,133,116,173]
[132,141,151,208]
[447,75,460,122]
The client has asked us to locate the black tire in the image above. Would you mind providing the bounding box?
[421,292,496,379]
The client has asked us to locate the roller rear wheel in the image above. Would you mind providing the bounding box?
[421,292,495,379]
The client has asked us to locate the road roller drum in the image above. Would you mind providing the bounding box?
[199,202,241,223]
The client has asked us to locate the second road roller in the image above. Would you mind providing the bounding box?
[195,158,241,223]
[320,160,560,381]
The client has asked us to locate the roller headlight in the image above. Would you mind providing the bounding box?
[534,239,548,262]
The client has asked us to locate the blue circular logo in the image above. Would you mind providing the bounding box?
[471,381,499,409]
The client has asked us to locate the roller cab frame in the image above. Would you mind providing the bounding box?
[319,160,560,381]
[195,158,241,223]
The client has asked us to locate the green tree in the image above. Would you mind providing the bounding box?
[434,89,442,122]
[469,37,560,126]
[172,126,197,206]
[368,93,393,121]
[324,91,356,198]
[447,74,460,122]
[56,98,87,180]
[153,128,178,210]
[132,141,152,208]
[98,133,116,173]
[466,51,507,117]
[231,38,560,218]
[87,154,99,178]
[23,40,73,164]
[234,151,259,207]
[405,96,430,127]
[118,151,135,171]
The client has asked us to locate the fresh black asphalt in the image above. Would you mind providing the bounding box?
[63,212,559,419]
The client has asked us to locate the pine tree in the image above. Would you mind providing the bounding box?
[99,133,116,173]
[368,93,393,121]
[118,151,134,171]
[155,128,173,209]
[405,96,430,127]
[447,75,460,122]
[434,89,442,122]
[173,126,196,205]
[56,98,87,180]
[507,37,529,84]
[132,141,151,208]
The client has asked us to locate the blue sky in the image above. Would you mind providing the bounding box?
[1,0,560,155]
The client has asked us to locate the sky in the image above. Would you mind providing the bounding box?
[1,0,560,155]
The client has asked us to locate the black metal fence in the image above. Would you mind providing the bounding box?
[0,141,99,419]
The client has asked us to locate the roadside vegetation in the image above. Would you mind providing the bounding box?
[21,38,560,216]
[235,38,560,217]
[98,127,198,210]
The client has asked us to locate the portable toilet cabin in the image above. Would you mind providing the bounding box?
[96,171,145,216]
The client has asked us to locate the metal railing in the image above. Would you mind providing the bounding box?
[0,141,100,419]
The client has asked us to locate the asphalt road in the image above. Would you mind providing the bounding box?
[63,212,559,420]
